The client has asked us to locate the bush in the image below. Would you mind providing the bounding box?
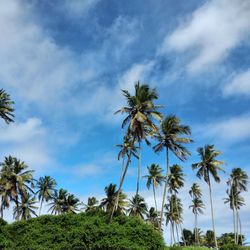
[220,245,250,250]
[0,211,164,250]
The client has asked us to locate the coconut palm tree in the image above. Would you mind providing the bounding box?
[146,207,160,229]
[111,82,162,221]
[143,163,164,211]
[192,144,224,248]
[84,197,99,212]
[127,194,148,219]
[100,183,127,215]
[189,183,202,199]
[153,115,192,229]
[13,193,38,220]
[0,156,34,210]
[167,164,186,245]
[189,198,205,245]
[165,195,183,245]
[63,194,81,213]
[0,89,14,124]
[225,168,248,244]
[36,176,57,216]
[48,188,68,215]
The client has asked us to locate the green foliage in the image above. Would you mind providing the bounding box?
[0,211,164,250]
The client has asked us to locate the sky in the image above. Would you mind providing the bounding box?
[0,0,250,244]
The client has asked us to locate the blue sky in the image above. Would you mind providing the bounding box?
[0,0,250,242]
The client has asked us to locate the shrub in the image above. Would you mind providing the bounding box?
[0,211,164,250]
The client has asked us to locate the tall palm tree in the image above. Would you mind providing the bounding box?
[192,144,224,248]
[146,207,160,229]
[84,197,99,212]
[167,164,186,245]
[0,156,34,209]
[153,115,192,230]
[165,195,183,245]
[13,193,38,220]
[225,168,248,244]
[127,194,148,219]
[189,198,205,245]
[48,188,68,215]
[36,176,57,216]
[0,89,14,124]
[143,163,164,211]
[100,183,127,215]
[111,82,162,222]
[189,183,202,199]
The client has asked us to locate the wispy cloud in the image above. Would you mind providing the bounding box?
[223,69,250,97]
[161,0,250,73]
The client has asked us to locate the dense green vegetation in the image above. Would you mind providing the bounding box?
[0,85,249,249]
[0,211,164,250]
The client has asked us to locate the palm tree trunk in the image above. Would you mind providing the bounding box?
[39,197,44,216]
[136,145,141,196]
[195,212,197,245]
[172,221,176,245]
[115,157,125,210]
[232,205,236,244]
[170,223,173,246]
[237,210,242,245]
[159,147,169,230]
[109,137,135,222]
[153,184,157,212]
[175,223,180,244]
[208,181,218,248]
[236,208,239,244]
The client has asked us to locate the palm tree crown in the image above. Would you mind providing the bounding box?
[0,89,14,124]
[128,194,148,219]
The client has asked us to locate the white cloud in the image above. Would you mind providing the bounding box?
[224,69,250,97]
[0,118,53,173]
[62,0,99,18]
[195,114,250,145]
[162,0,250,73]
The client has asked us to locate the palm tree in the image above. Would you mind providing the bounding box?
[100,183,127,215]
[84,197,99,212]
[63,194,81,213]
[189,198,205,245]
[189,183,202,199]
[153,115,192,230]
[192,144,224,248]
[13,193,38,220]
[0,156,34,209]
[143,163,164,211]
[111,82,162,221]
[36,176,57,216]
[0,89,14,124]
[146,207,160,229]
[48,188,68,215]
[165,195,183,245]
[167,164,186,245]
[127,194,148,219]
[225,168,248,244]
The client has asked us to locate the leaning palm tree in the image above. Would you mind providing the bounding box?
[110,82,162,222]
[143,163,164,211]
[127,194,148,219]
[192,145,224,249]
[36,176,57,216]
[0,156,34,209]
[13,193,38,220]
[100,183,127,215]
[153,115,192,230]
[189,197,205,245]
[0,89,14,124]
